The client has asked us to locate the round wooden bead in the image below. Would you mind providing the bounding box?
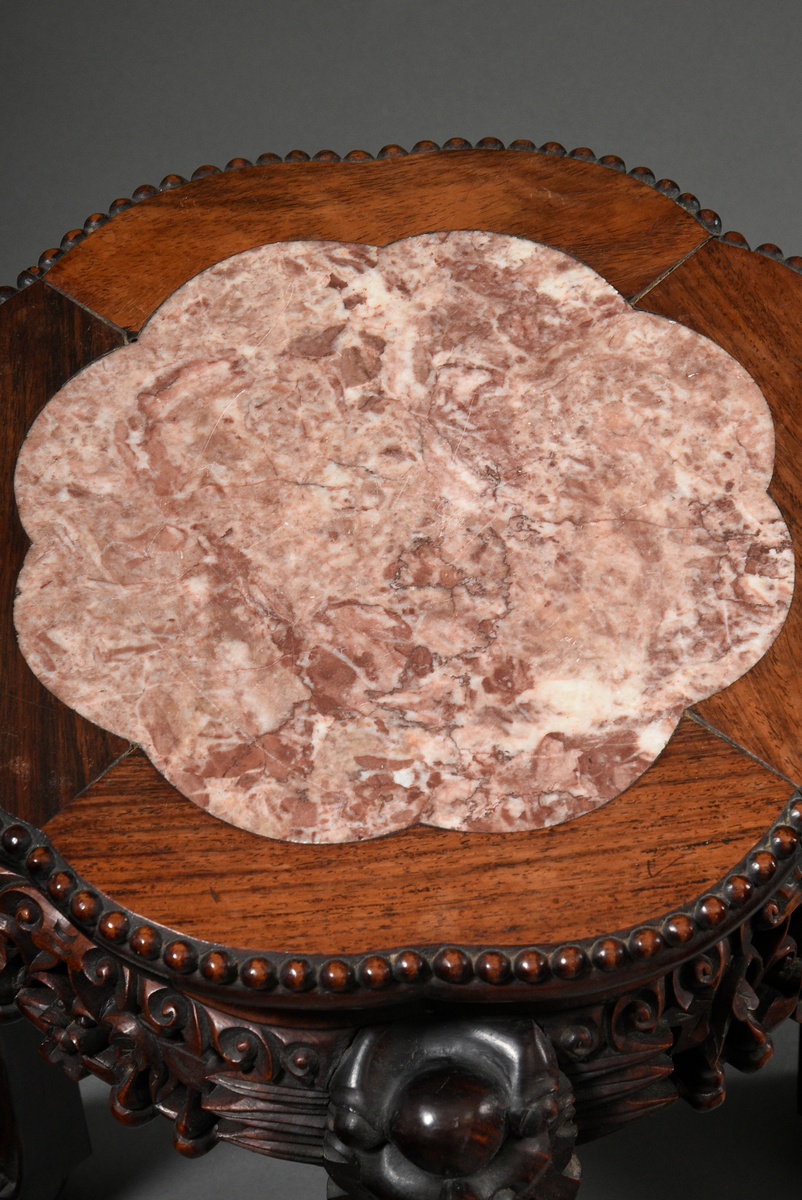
[200,950,234,984]
[321,960,354,992]
[598,154,626,172]
[513,950,549,983]
[164,940,197,973]
[748,851,778,883]
[630,928,662,960]
[132,183,159,201]
[281,959,314,991]
[655,178,681,197]
[359,956,392,989]
[26,846,54,875]
[98,911,129,943]
[1,824,31,857]
[725,875,753,906]
[756,243,784,260]
[698,209,722,234]
[475,951,511,984]
[393,951,427,983]
[677,192,701,214]
[593,938,626,971]
[433,948,472,984]
[60,228,86,250]
[551,946,587,979]
[771,826,798,858]
[70,891,100,922]
[697,895,728,927]
[83,212,110,232]
[38,248,63,269]
[240,957,275,990]
[721,230,750,249]
[663,914,695,945]
[47,871,75,901]
[130,925,162,959]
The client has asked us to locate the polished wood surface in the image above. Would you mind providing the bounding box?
[3,153,799,959]
[638,241,802,783]
[45,151,710,333]
[44,716,793,953]
[0,284,130,828]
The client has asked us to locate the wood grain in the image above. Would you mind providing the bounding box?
[44,152,710,333]
[43,716,793,955]
[0,284,130,827]
[637,241,802,782]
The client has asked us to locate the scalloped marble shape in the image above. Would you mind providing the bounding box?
[14,232,794,842]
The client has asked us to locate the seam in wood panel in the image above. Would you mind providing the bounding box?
[628,235,714,306]
[42,742,139,829]
[686,707,799,789]
[42,280,132,343]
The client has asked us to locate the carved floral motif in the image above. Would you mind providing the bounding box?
[324,1017,578,1200]
[2,853,801,1197]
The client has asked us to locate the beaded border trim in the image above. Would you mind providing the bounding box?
[1,137,801,303]
[1,794,800,1004]
[3,141,802,1001]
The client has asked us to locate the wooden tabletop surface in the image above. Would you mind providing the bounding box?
[2,148,800,957]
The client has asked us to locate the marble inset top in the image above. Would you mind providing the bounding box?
[14,232,794,843]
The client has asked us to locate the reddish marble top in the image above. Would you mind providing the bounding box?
[14,232,794,842]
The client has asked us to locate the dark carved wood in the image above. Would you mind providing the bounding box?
[324,1017,577,1199]
[4,144,802,1197]
[2,797,802,1010]
[0,284,130,829]
[1,832,801,1196]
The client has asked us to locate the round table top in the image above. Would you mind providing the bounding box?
[2,143,801,1008]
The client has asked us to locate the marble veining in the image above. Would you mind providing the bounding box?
[14,232,794,842]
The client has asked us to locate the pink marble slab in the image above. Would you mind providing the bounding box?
[14,232,794,842]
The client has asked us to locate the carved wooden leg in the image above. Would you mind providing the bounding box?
[0,1016,90,1200]
[323,1016,578,1200]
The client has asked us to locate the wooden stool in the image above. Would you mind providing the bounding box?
[2,141,802,1199]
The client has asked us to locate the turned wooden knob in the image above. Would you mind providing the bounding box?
[389,1066,506,1177]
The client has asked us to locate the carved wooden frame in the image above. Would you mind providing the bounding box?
[2,815,801,1193]
[2,797,802,1009]
[3,140,802,1198]
[3,135,802,306]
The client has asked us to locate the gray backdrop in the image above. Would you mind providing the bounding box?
[2,3,801,1197]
